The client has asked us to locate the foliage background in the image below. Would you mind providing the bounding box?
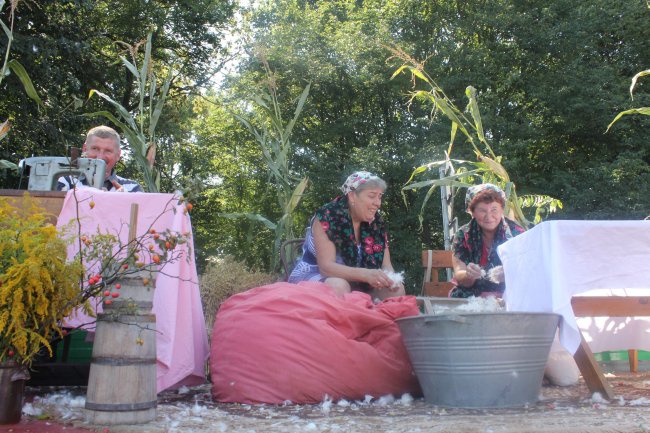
[1,0,649,293]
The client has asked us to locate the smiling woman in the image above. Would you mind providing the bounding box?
[288,171,405,300]
[451,183,525,298]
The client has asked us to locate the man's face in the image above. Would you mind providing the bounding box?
[83,137,121,179]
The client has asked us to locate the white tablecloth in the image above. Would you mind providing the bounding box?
[498,220,650,354]
[57,189,210,392]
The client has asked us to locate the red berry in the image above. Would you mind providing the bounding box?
[104,290,110,297]
[149,228,156,234]
[111,292,120,298]
[104,299,113,305]
[115,283,121,289]
[122,264,129,269]
[8,350,14,357]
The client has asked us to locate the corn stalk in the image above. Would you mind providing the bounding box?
[85,32,172,192]
[226,58,310,272]
[388,45,561,229]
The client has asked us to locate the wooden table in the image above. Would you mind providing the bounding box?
[498,220,650,399]
[0,189,66,224]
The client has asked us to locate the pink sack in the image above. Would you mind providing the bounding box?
[210,281,421,404]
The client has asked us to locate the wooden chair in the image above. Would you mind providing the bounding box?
[280,238,305,281]
[421,249,456,297]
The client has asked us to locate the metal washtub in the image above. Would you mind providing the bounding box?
[397,309,559,408]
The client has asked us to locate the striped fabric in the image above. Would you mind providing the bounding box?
[57,171,143,192]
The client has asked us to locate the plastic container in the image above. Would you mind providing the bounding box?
[397,312,559,408]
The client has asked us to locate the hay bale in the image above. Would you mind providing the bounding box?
[200,256,277,336]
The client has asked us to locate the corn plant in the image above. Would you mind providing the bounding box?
[606,69,650,132]
[224,56,309,272]
[0,0,42,172]
[85,32,172,192]
[388,45,561,229]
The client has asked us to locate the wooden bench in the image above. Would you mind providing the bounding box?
[421,249,455,297]
[571,296,647,374]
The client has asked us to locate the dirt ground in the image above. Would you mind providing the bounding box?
[15,370,650,433]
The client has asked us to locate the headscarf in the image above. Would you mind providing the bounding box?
[340,171,378,195]
[465,183,506,212]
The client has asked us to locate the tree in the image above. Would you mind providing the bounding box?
[0,0,235,189]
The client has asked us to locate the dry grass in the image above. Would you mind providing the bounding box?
[200,256,277,336]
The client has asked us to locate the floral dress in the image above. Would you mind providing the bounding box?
[288,195,387,292]
[450,217,525,298]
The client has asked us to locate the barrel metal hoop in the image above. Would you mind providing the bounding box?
[85,400,157,411]
[91,356,157,366]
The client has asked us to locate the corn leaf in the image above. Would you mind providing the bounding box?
[630,69,650,99]
[7,59,42,106]
[220,212,277,230]
[478,155,510,182]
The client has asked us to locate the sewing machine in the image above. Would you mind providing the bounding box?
[19,156,106,191]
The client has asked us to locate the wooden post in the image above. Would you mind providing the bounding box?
[128,203,139,250]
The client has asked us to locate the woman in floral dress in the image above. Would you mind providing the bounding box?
[289,171,404,299]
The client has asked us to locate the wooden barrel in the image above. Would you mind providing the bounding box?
[85,272,157,425]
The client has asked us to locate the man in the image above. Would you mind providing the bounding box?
[57,126,143,192]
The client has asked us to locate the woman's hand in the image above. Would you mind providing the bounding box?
[364,268,393,289]
[464,262,483,284]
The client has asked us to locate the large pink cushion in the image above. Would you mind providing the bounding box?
[210,281,421,404]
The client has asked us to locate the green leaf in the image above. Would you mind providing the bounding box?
[408,66,429,84]
[390,64,408,80]
[283,83,310,142]
[465,86,486,146]
[629,69,650,99]
[149,71,172,137]
[119,55,140,81]
[0,159,18,170]
[606,107,650,132]
[7,60,42,106]
[220,212,277,230]
[284,176,309,214]
[87,89,138,131]
[478,155,510,182]
[0,18,11,42]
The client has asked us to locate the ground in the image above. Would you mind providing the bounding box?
[1,371,648,433]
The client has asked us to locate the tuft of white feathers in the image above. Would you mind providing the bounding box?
[384,270,404,288]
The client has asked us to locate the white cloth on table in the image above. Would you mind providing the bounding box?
[56,189,209,392]
[498,220,650,354]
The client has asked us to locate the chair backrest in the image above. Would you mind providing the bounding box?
[421,249,455,297]
[280,238,305,281]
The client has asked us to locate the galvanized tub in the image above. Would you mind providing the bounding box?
[397,311,560,408]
